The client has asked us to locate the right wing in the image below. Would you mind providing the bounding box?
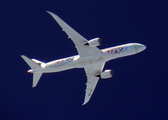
[47,11,101,57]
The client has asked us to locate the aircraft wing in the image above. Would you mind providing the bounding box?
[83,62,105,105]
[47,11,101,57]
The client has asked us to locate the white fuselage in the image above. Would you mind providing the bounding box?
[31,43,146,73]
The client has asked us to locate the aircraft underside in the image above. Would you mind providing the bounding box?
[21,11,146,105]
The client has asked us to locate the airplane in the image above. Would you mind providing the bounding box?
[21,11,146,105]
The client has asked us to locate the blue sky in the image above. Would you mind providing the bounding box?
[0,0,168,120]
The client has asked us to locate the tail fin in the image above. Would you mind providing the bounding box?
[31,59,45,66]
[21,55,43,87]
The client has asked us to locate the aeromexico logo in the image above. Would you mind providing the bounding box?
[48,57,73,67]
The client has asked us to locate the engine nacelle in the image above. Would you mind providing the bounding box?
[84,38,101,47]
[96,70,113,79]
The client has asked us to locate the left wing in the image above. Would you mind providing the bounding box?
[47,11,101,57]
[83,62,105,105]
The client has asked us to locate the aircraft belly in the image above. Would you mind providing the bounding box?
[75,53,106,68]
[21,10,146,105]
[43,62,76,73]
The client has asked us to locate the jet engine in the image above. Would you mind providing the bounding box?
[84,38,101,47]
[95,70,113,79]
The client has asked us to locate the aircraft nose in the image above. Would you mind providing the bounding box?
[133,43,146,52]
[141,44,146,51]
[137,44,146,52]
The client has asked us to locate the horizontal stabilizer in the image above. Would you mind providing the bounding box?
[21,55,40,69]
[21,55,43,87]
[33,72,43,87]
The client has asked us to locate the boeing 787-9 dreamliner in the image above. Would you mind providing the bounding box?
[21,11,146,105]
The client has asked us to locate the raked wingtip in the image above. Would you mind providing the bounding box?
[82,100,89,106]
[46,11,50,13]
[82,103,86,106]
[46,11,53,15]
